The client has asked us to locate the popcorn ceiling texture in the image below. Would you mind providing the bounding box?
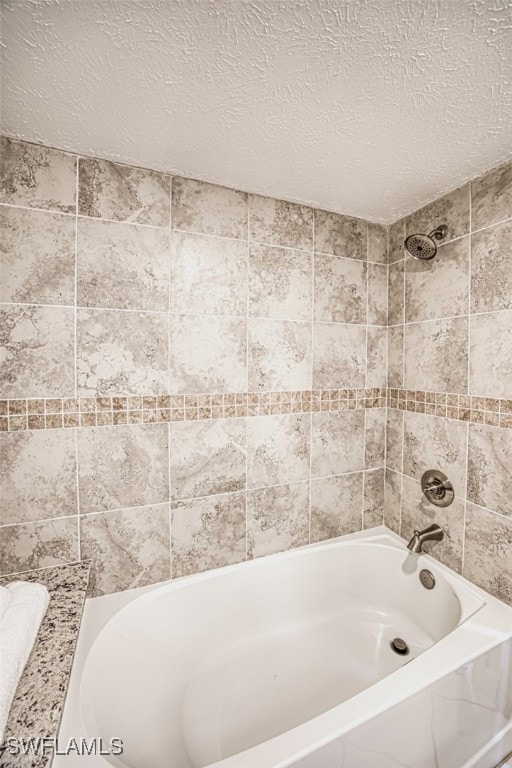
[1,0,512,224]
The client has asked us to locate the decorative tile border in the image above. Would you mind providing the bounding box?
[0,388,387,431]
[388,389,512,429]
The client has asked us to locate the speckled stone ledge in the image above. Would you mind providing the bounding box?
[0,561,90,768]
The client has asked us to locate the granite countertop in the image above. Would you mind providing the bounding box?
[0,561,90,768]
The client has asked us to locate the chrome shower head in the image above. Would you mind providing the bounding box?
[404,225,448,260]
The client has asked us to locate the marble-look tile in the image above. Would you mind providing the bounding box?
[388,218,405,264]
[311,410,365,478]
[0,429,76,525]
[247,413,310,489]
[367,263,387,325]
[314,209,366,260]
[471,221,512,313]
[0,518,78,575]
[403,412,468,497]
[313,323,366,389]
[471,160,512,232]
[470,310,512,398]
[77,423,169,514]
[77,218,170,311]
[77,308,168,395]
[78,157,170,226]
[248,319,311,390]
[247,481,309,558]
[0,304,74,398]
[464,502,512,606]
[400,474,464,572]
[404,317,468,393]
[170,418,246,500]
[172,231,247,316]
[171,491,246,577]
[405,184,470,242]
[405,236,469,322]
[387,325,404,388]
[80,504,170,596]
[310,473,363,543]
[172,177,247,239]
[0,207,75,304]
[314,255,367,324]
[365,408,386,469]
[249,195,313,250]
[366,327,387,388]
[386,409,403,473]
[171,313,247,393]
[384,469,401,534]
[388,260,404,326]
[0,137,76,213]
[468,424,512,517]
[249,244,312,321]
[363,468,385,529]
[367,223,388,264]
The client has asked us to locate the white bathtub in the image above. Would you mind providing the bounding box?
[56,527,512,768]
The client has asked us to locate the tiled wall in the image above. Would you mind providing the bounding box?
[0,137,388,596]
[385,159,512,605]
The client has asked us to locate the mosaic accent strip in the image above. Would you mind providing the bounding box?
[388,389,512,429]
[0,389,387,432]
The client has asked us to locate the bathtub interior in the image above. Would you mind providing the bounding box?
[76,534,484,768]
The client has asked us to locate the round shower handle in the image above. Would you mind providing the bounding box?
[421,470,454,507]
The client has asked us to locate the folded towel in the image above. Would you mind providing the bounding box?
[0,581,50,743]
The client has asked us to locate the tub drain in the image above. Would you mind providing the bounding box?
[390,637,409,655]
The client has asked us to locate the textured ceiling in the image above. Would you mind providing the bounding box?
[1,0,512,223]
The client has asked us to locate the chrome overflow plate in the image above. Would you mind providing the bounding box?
[420,569,435,589]
[421,469,454,508]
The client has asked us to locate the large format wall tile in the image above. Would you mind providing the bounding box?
[247,413,310,489]
[400,475,464,573]
[0,137,76,213]
[249,195,313,251]
[367,223,387,264]
[171,491,246,577]
[387,325,404,388]
[77,423,169,514]
[0,207,75,304]
[249,319,312,390]
[368,263,388,325]
[0,518,78,575]
[77,218,170,311]
[171,314,247,393]
[310,472,363,543]
[170,418,246,500]
[0,430,77,525]
[172,177,247,239]
[80,504,170,596]
[403,412,468,497]
[172,231,247,316]
[77,308,168,395]
[366,327,387,388]
[364,408,386,468]
[384,469,401,534]
[314,255,367,324]
[388,261,404,326]
[247,481,309,558]
[404,184,470,243]
[0,305,74,398]
[464,502,512,605]
[404,317,468,393]
[311,410,365,478]
[314,209,366,260]
[470,310,512,398]
[468,424,512,517]
[388,219,405,264]
[405,236,469,322]
[78,157,170,226]
[363,468,385,528]
[386,410,403,473]
[471,221,512,314]
[471,160,512,232]
[248,244,312,321]
[313,323,366,388]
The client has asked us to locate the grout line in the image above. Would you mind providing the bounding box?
[245,201,250,561]
[309,211,315,544]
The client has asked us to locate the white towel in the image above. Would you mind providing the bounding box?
[0,581,50,743]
